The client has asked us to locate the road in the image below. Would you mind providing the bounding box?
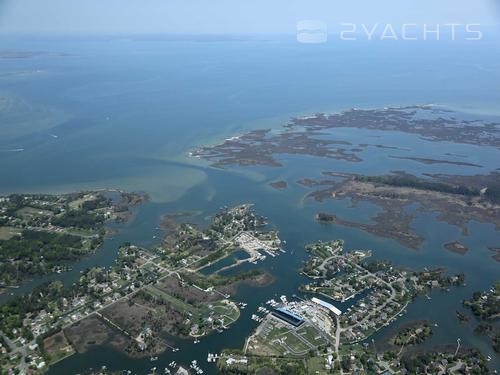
[1,212,267,372]
[309,253,410,348]
[1,332,30,373]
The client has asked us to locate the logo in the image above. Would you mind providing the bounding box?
[297,20,328,44]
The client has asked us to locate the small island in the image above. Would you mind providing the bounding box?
[444,241,469,255]
[489,247,500,262]
[389,155,482,168]
[392,321,433,347]
[192,106,500,169]
[268,180,288,190]
[305,171,500,250]
[191,107,500,254]
[315,212,336,223]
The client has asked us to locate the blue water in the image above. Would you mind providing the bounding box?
[0,35,499,373]
[1,35,500,199]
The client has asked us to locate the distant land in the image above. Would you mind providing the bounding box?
[192,106,500,168]
[192,106,500,253]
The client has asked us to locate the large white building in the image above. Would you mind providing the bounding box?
[311,297,342,316]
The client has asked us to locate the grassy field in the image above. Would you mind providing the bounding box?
[42,330,75,364]
[210,301,240,325]
[63,227,99,237]
[0,226,20,240]
[297,325,328,347]
[249,320,330,358]
[144,285,198,315]
[306,357,327,374]
[282,331,311,354]
[315,287,337,297]
[146,285,240,327]
[65,315,130,355]
[256,324,307,356]
[266,324,290,341]
[218,354,308,374]
[16,206,53,219]
[68,195,96,210]
[312,246,332,259]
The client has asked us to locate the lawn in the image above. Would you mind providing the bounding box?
[297,325,328,347]
[282,331,311,354]
[266,324,290,341]
[42,330,75,364]
[144,285,198,315]
[306,356,327,374]
[16,206,53,219]
[0,226,20,240]
[68,196,95,210]
[209,301,240,324]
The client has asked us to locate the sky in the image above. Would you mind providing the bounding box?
[0,0,499,35]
